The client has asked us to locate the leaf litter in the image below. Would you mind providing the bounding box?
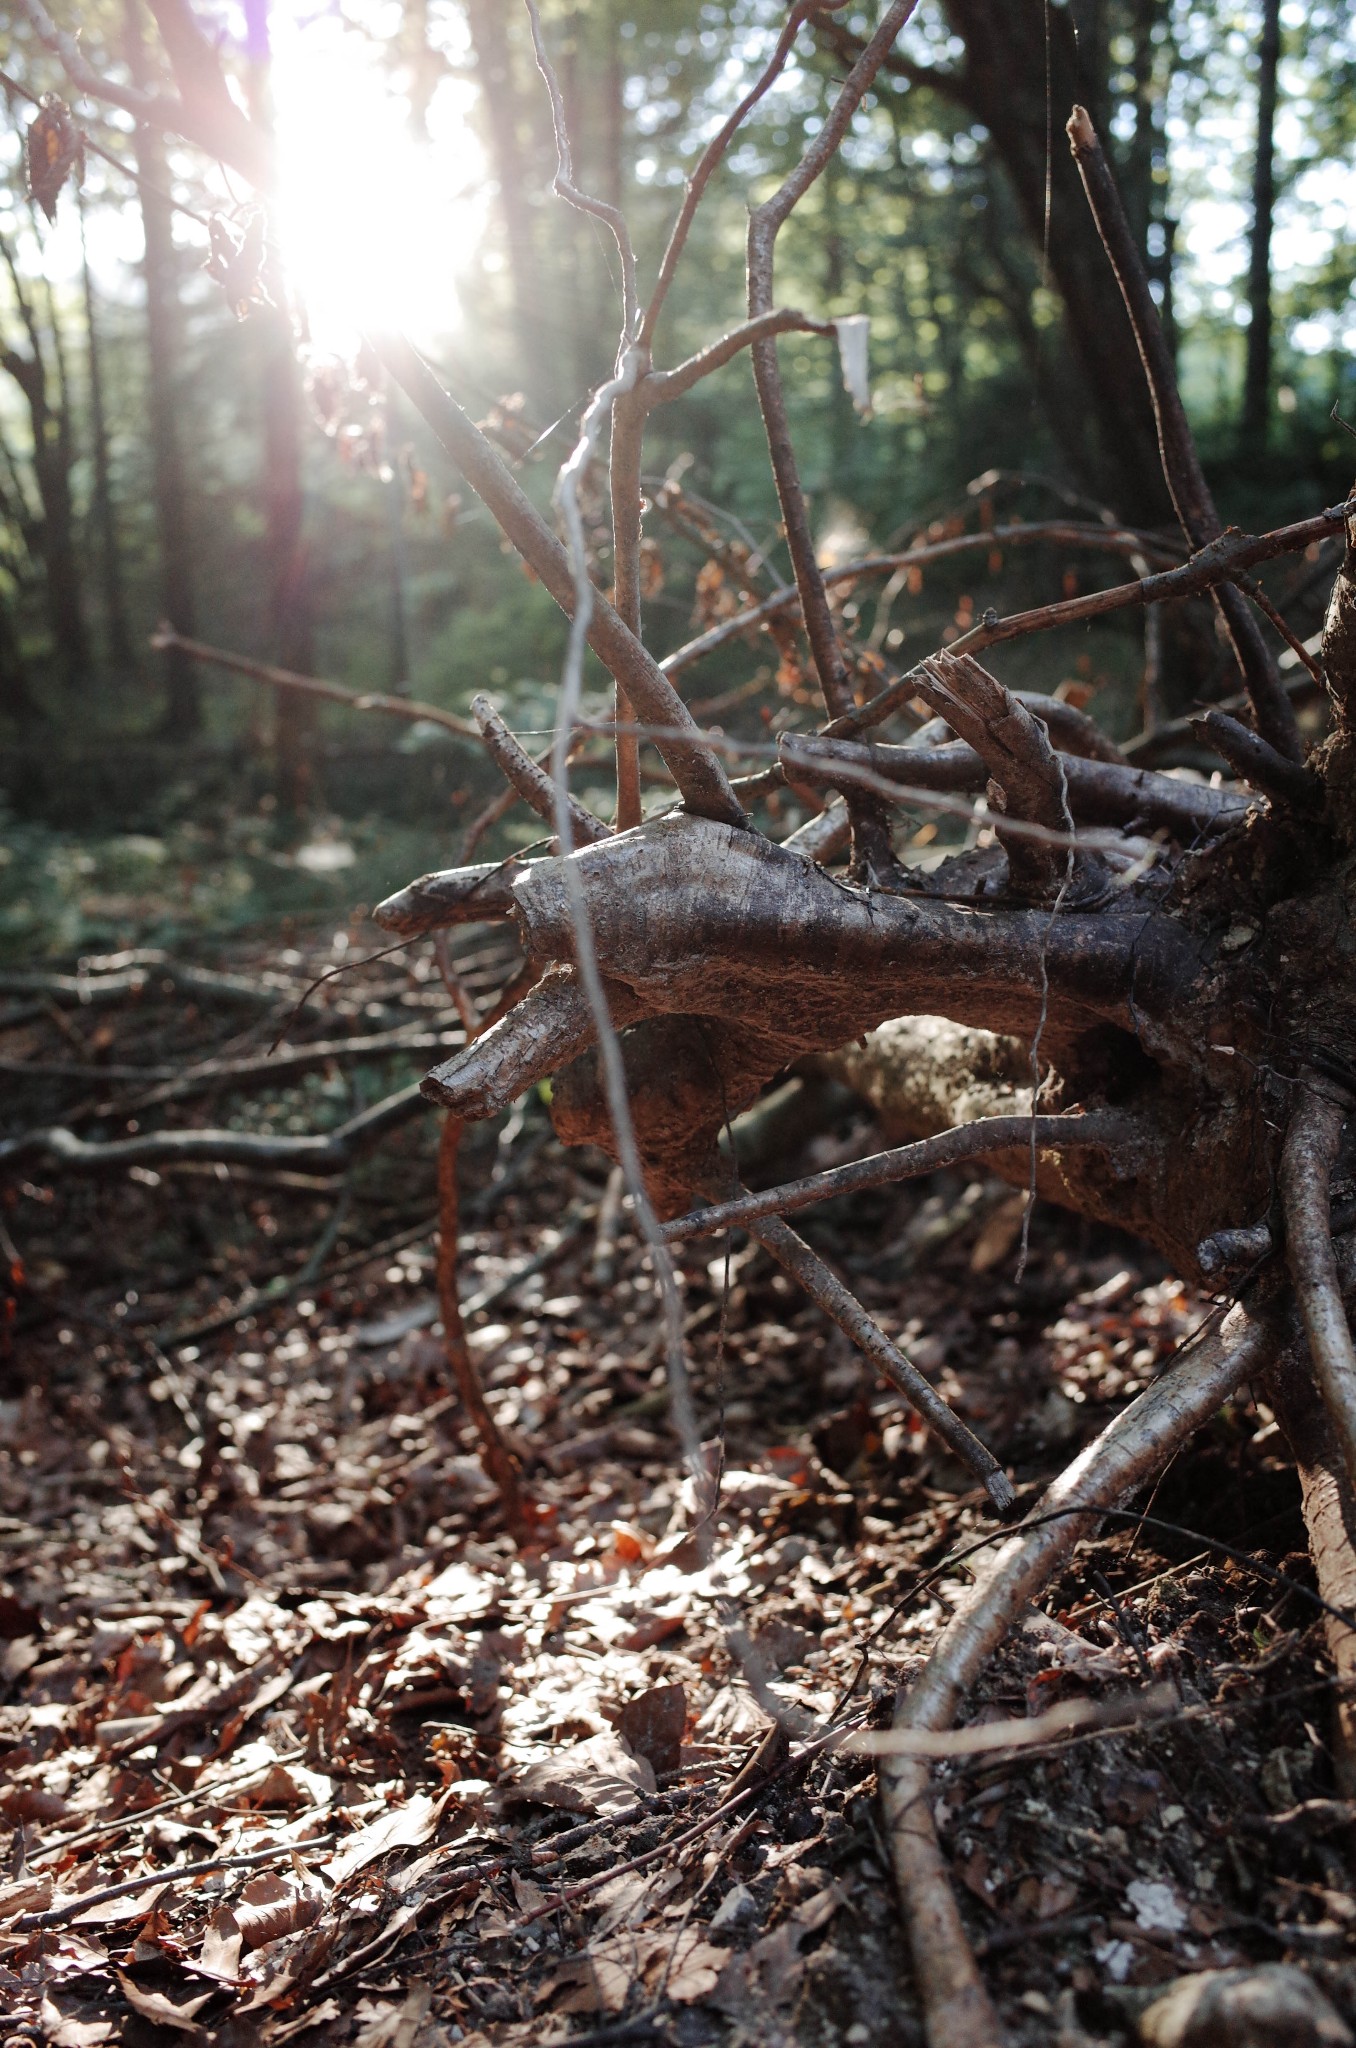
[3,928,1355,2044]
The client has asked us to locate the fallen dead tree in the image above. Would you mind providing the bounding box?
[12,3,1356,2039]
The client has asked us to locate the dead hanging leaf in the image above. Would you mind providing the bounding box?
[618,1683,686,1777]
[202,211,273,320]
[114,1970,213,2040]
[26,95,84,222]
[232,1870,320,1951]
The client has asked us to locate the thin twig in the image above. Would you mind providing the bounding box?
[436,1114,531,1540]
[13,1837,336,1931]
[151,627,479,737]
[661,1111,1134,1241]
[523,0,638,338]
[472,693,609,846]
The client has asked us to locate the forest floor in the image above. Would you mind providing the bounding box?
[2,918,1354,2047]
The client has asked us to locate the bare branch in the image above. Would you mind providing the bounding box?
[373,861,525,938]
[422,966,646,1124]
[366,332,747,828]
[944,504,1355,664]
[745,1210,1014,1515]
[883,1299,1282,2048]
[639,2,827,350]
[1282,1078,1356,1494]
[523,0,637,337]
[646,310,834,404]
[1066,105,1302,762]
[1191,709,1321,813]
[471,693,609,847]
[780,730,1248,841]
[745,0,919,869]
[152,626,478,737]
[663,1111,1134,1241]
[0,1082,427,1176]
[608,390,646,830]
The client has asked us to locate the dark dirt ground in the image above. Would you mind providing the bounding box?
[2,920,1354,2047]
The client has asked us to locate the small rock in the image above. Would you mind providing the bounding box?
[1138,1966,1353,2047]
[710,1882,757,1931]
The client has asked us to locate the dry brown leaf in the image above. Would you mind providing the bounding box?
[352,1984,432,2048]
[539,1943,635,2015]
[197,1904,243,1982]
[0,1870,52,1924]
[650,1927,727,2003]
[115,1969,213,2039]
[261,1997,345,2043]
[505,1732,655,1817]
[326,1791,442,1884]
[38,1996,114,2047]
[233,1870,321,1951]
[618,1683,686,1777]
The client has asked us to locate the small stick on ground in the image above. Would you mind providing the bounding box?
[881,1298,1281,2048]
[744,1209,1014,1518]
[437,1112,531,1543]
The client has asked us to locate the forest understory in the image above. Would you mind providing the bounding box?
[4,930,1356,2048]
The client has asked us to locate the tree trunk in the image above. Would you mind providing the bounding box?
[125,0,200,738]
[464,0,554,407]
[1241,0,1281,448]
[78,190,136,678]
[0,230,92,693]
[823,0,1175,523]
[243,0,316,821]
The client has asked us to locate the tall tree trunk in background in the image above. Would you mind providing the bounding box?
[1241,0,1281,448]
[0,583,38,725]
[125,0,199,737]
[821,0,1174,524]
[464,0,552,408]
[78,191,136,678]
[0,235,91,693]
[244,0,316,822]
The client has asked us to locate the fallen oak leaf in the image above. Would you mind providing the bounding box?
[115,1970,214,2040]
[352,1984,432,2048]
[37,1996,114,2047]
[325,1790,443,1885]
[503,1731,656,1818]
[232,1870,321,1951]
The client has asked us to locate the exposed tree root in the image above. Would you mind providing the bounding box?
[880,1300,1283,2048]
[1282,1077,1356,1495]
[1266,1327,1356,1796]
[436,1113,531,1544]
